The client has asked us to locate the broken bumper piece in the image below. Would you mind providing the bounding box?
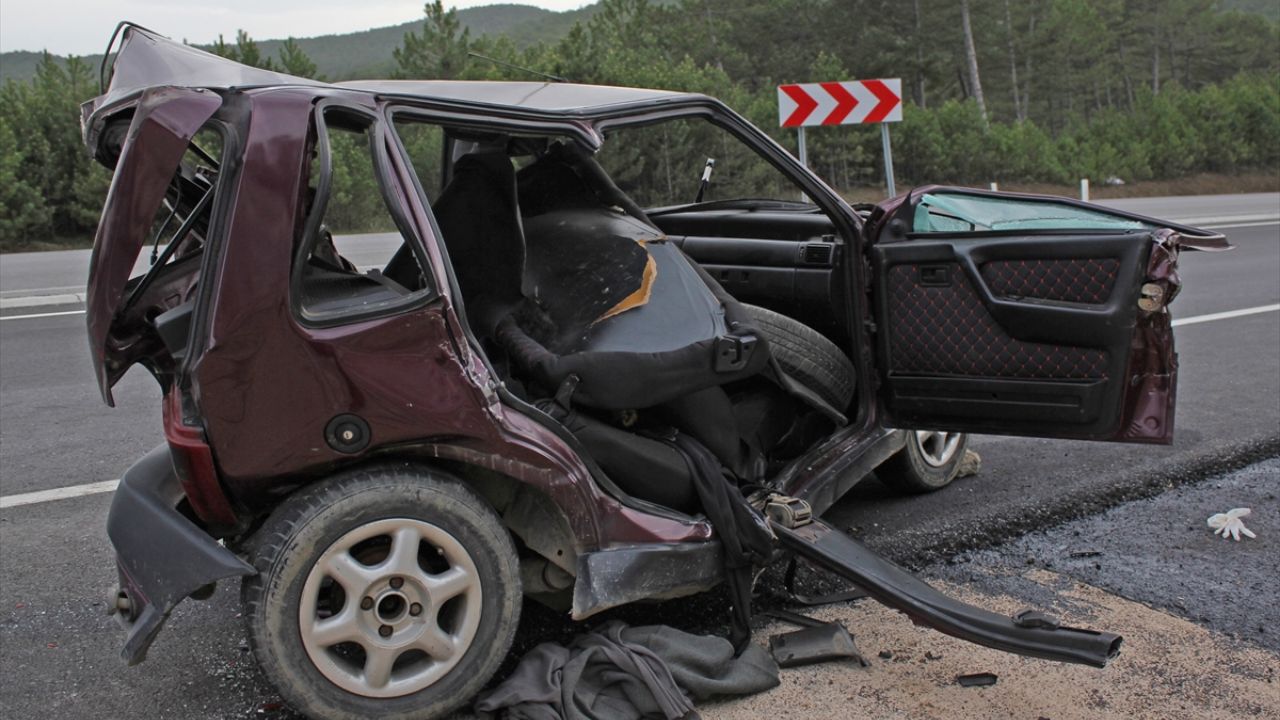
[107,444,255,665]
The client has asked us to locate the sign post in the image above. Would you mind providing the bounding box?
[778,78,903,197]
[880,124,896,197]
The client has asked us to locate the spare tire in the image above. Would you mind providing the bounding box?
[744,304,855,412]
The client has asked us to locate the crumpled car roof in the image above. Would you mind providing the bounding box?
[92,24,699,119]
[338,79,696,113]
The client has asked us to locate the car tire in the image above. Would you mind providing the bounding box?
[743,303,856,411]
[241,465,521,720]
[879,431,970,493]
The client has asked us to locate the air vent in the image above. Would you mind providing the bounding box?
[801,243,834,266]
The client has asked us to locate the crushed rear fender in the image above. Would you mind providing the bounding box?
[108,444,255,665]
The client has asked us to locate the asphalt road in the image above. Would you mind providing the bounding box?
[826,218,1280,567]
[932,457,1280,653]
[2,192,1276,300]
[0,195,1277,718]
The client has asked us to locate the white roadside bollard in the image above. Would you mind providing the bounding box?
[1080,178,1090,202]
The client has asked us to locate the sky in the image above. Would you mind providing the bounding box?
[0,1,592,56]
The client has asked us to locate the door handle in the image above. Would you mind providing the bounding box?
[918,265,951,287]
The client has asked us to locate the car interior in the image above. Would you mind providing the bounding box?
[119,107,861,519]
[322,114,863,514]
[126,104,1171,519]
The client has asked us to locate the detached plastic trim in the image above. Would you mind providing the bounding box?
[776,519,1122,668]
[107,444,255,665]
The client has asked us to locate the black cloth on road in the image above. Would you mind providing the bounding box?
[474,621,780,720]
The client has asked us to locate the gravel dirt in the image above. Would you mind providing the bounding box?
[703,569,1279,719]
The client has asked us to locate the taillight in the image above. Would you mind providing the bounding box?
[163,390,238,528]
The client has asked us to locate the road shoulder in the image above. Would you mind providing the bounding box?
[705,568,1278,719]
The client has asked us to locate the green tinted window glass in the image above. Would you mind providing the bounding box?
[914,193,1160,233]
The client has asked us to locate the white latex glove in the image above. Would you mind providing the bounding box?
[1207,508,1256,541]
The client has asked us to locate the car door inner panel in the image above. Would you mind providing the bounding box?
[875,232,1152,437]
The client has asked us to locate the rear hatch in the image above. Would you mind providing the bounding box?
[84,87,222,404]
[83,23,320,403]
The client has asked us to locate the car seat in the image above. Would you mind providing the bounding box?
[417,145,844,508]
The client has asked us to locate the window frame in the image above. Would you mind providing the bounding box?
[593,113,813,210]
[384,105,593,329]
[290,99,438,328]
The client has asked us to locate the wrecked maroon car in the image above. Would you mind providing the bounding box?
[84,23,1227,720]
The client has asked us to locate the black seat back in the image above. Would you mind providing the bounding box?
[390,152,526,335]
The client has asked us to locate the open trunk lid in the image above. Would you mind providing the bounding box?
[85,87,222,405]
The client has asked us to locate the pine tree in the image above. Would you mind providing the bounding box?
[278,38,319,79]
[394,1,472,79]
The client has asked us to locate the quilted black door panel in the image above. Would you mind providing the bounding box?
[886,263,1109,379]
[872,233,1151,439]
[979,258,1120,304]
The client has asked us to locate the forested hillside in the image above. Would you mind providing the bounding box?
[2,0,1277,249]
[0,4,601,84]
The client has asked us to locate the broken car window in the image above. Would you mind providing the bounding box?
[142,127,223,271]
[293,107,433,322]
[117,126,225,317]
[913,192,1162,233]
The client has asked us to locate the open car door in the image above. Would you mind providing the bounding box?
[868,186,1227,444]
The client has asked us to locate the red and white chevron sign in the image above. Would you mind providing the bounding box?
[777,78,903,127]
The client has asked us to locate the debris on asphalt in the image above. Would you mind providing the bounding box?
[765,609,869,668]
[1207,507,1256,541]
[956,449,982,479]
[925,650,943,661]
[956,672,999,687]
[877,650,894,659]
[1069,550,1103,558]
[769,623,869,668]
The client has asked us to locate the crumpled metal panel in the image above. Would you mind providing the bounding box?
[85,86,221,404]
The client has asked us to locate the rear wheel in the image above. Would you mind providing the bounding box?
[879,430,970,493]
[241,467,520,720]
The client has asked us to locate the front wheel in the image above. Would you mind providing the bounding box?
[878,430,970,493]
[241,466,521,720]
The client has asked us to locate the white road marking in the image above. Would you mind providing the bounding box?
[0,303,1276,510]
[0,309,86,321]
[0,219,1274,311]
[1200,220,1280,230]
[1172,303,1280,327]
[1179,214,1280,227]
[0,292,85,309]
[0,480,120,509]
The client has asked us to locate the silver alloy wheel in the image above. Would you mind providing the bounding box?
[912,430,963,468]
[299,518,483,698]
